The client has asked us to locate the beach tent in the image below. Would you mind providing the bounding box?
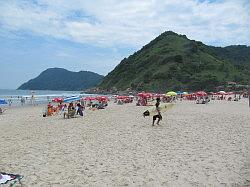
[166,91,177,96]
[63,96,81,103]
[0,99,7,105]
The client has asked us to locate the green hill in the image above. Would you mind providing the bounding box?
[99,31,250,92]
[18,68,104,91]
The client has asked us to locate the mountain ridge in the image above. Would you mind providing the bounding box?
[18,68,104,91]
[99,31,250,92]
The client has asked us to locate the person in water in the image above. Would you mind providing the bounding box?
[152,98,162,126]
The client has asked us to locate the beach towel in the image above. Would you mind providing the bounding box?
[0,172,23,186]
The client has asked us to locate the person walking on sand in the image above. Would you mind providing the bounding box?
[21,97,25,106]
[152,98,162,126]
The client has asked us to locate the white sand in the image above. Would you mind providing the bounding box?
[0,99,249,186]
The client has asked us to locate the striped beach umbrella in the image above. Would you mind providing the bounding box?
[63,96,81,103]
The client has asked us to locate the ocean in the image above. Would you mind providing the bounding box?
[0,89,89,106]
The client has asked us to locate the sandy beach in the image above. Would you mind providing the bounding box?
[0,99,249,186]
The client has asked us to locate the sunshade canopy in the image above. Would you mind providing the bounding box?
[166,91,177,96]
[0,99,7,104]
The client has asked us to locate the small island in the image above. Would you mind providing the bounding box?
[18,68,104,91]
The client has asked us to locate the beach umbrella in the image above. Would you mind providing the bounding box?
[195,91,207,96]
[96,96,109,101]
[117,95,129,100]
[218,91,226,95]
[137,92,152,98]
[52,97,63,103]
[176,91,183,95]
[83,97,96,101]
[137,92,145,97]
[166,91,177,96]
[183,92,188,95]
[0,99,7,104]
[146,93,153,98]
[63,96,81,103]
[153,93,165,98]
[141,93,153,98]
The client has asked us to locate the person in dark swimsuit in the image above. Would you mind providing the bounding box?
[152,98,162,126]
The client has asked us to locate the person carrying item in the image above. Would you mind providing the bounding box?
[152,98,162,126]
[21,97,25,106]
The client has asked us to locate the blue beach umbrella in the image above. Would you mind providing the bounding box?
[0,99,7,104]
[63,96,81,103]
[176,91,183,95]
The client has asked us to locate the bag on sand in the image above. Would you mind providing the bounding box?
[0,172,23,186]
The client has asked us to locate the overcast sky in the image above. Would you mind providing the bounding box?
[0,0,249,89]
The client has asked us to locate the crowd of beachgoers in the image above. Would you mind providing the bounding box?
[1,90,249,186]
[1,90,248,117]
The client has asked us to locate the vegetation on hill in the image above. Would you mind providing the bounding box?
[18,68,104,91]
[99,31,250,92]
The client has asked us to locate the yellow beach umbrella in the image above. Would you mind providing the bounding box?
[166,91,177,96]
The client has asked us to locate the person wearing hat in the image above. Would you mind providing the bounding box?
[152,98,162,126]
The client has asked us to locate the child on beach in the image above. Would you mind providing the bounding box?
[152,98,162,126]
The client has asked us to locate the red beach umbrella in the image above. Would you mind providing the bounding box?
[137,92,145,97]
[52,97,63,103]
[83,97,97,101]
[96,96,109,101]
[195,91,207,96]
[145,93,153,98]
[117,95,129,100]
[137,92,153,98]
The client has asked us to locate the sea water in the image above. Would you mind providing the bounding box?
[0,89,90,106]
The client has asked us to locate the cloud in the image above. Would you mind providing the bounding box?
[0,0,249,47]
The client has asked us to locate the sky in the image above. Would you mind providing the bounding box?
[0,0,249,89]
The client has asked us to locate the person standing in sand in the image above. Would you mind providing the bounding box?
[152,98,162,126]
